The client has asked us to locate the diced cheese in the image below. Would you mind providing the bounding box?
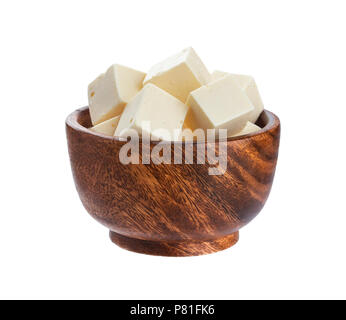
[114,84,188,141]
[143,47,211,103]
[211,71,264,123]
[231,121,261,137]
[88,64,146,125]
[185,75,255,136]
[90,116,120,136]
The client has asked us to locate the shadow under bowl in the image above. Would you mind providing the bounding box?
[66,107,280,256]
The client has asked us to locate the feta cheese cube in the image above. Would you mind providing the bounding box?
[185,75,254,135]
[114,84,189,141]
[211,71,264,123]
[88,64,145,125]
[143,47,211,103]
[90,116,120,136]
[231,121,261,137]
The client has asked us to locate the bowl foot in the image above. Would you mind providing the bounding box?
[109,231,239,257]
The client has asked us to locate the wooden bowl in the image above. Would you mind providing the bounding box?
[66,107,280,256]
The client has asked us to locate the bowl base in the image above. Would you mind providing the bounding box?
[109,231,239,257]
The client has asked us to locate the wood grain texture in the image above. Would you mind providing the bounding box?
[109,231,239,257]
[66,107,280,256]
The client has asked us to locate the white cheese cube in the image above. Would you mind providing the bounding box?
[90,116,120,136]
[88,64,146,125]
[185,75,254,136]
[143,47,211,103]
[211,71,264,123]
[114,84,188,141]
[231,121,261,137]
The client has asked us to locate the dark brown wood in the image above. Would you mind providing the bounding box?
[109,231,239,257]
[66,107,280,256]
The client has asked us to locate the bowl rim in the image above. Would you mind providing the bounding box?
[66,106,280,144]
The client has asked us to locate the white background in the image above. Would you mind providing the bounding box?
[0,0,345,300]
